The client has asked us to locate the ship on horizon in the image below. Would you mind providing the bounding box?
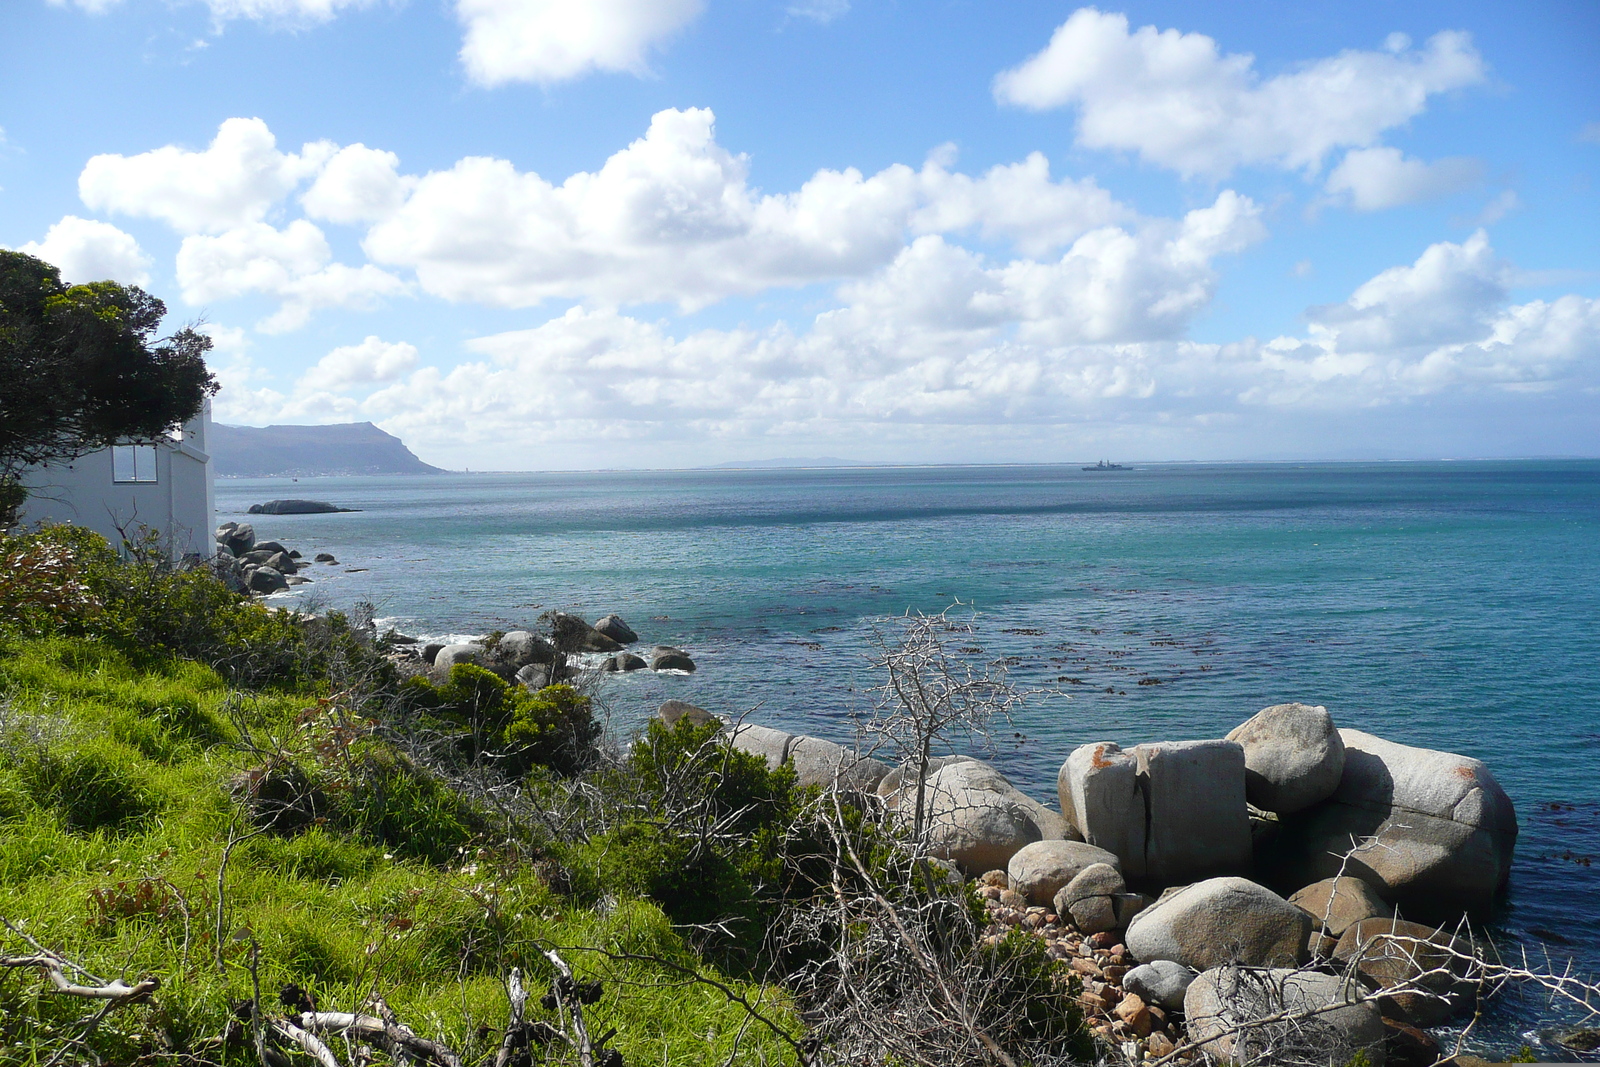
[1082,460,1127,471]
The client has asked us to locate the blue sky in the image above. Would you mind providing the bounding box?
[3,0,1597,467]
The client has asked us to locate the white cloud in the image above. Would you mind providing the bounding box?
[1325,147,1481,210]
[455,0,705,87]
[176,219,408,331]
[994,9,1485,178]
[195,0,377,23]
[364,108,1134,309]
[298,335,419,391]
[788,0,849,24]
[1230,232,1599,407]
[1307,228,1505,350]
[17,216,153,286]
[228,228,1597,454]
[301,144,415,225]
[79,118,334,234]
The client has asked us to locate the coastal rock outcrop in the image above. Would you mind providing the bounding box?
[1126,877,1311,971]
[604,653,648,672]
[593,614,638,644]
[492,630,556,667]
[550,613,624,654]
[247,566,288,594]
[787,736,889,792]
[1270,730,1517,910]
[650,646,696,672]
[1185,966,1386,1066]
[658,700,718,729]
[1226,702,1345,813]
[247,499,358,514]
[725,723,794,768]
[217,522,255,556]
[1006,841,1121,908]
[433,644,485,672]
[1058,739,1251,887]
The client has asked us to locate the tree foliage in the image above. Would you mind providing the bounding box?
[0,250,217,517]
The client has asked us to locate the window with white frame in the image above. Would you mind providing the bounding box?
[112,445,158,483]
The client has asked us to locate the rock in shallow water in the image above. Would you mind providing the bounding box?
[1270,729,1517,911]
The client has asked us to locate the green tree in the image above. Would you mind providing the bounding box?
[0,250,217,524]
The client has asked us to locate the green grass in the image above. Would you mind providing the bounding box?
[0,637,799,1065]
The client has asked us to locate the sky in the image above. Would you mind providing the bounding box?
[2,0,1598,469]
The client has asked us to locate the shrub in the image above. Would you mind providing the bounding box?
[0,524,387,689]
[403,665,601,778]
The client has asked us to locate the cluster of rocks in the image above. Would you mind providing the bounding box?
[397,613,697,690]
[213,522,340,595]
[679,697,1518,1065]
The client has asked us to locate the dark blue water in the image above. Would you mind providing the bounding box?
[217,461,1600,1053]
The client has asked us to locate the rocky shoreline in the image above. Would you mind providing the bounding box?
[204,520,1583,1062]
[664,697,1522,1066]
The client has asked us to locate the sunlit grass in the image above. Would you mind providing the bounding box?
[0,636,797,1065]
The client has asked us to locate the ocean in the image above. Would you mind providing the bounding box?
[216,460,1600,1055]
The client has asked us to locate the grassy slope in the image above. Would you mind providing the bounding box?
[0,637,796,1065]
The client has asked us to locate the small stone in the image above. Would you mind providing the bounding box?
[999,889,1027,909]
[1114,993,1153,1038]
[1070,957,1104,978]
[979,869,1009,888]
[1146,1032,1175,1058]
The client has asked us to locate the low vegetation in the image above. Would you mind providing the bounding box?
[0,523,1087,1066]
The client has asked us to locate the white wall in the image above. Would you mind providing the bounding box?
[18,402,215,558]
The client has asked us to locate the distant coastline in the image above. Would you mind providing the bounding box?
[210,421,444,478]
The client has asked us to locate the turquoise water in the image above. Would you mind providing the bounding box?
[217,460,1600,1052]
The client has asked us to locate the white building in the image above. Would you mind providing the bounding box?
[18,401,216,558]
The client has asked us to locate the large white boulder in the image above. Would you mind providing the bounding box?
[786,736,889,792]
[1185,966,1386,1067]
[1226,703,1345,813]
[894,759,1072,874]
[1057,739,1251,886]
[1141,739,1252,885]
[1126,877,1311,971]
[724,723,794,768]
[1057,742,1144,872]
[1274,730,1517,909]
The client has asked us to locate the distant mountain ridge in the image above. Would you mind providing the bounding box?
[210,422,445,477]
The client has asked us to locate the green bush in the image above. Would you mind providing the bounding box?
[0,524,388,689]
[403,665,601,778]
